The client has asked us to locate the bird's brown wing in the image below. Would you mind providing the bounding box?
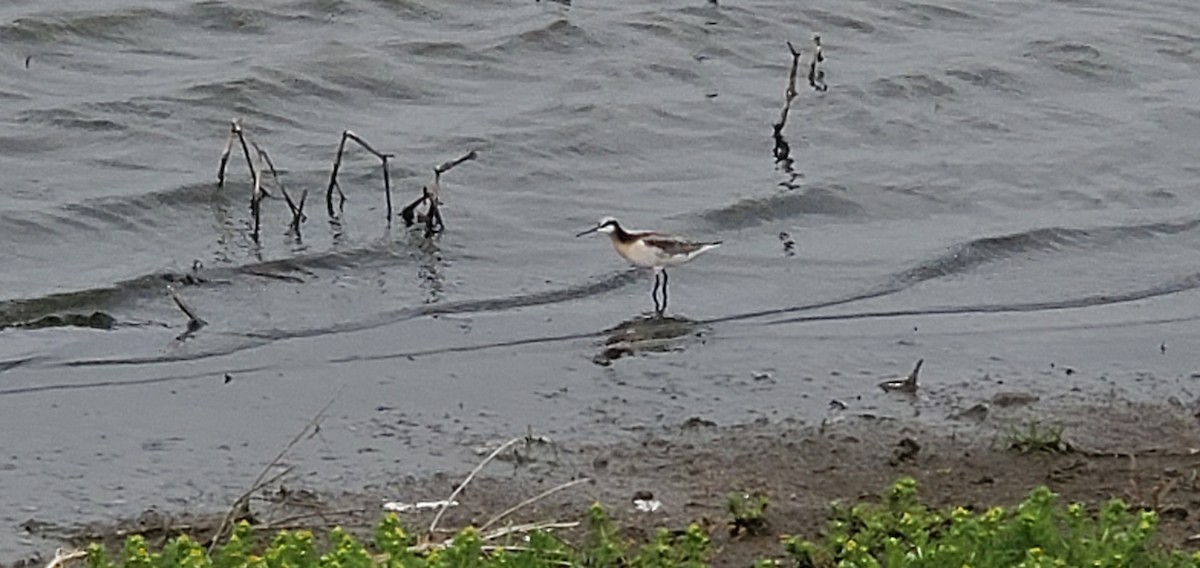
[641,236,718,257]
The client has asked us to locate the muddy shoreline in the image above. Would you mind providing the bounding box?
[10,399,1200,567]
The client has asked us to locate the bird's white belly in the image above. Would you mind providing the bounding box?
[616,240,684,268]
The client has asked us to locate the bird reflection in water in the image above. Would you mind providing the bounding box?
[592,313,703,366]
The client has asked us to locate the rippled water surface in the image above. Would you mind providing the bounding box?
[3,0,1200,558]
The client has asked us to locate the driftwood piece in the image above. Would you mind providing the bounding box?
[325,130,394,219]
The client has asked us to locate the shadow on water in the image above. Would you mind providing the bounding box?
[591,313,703,366]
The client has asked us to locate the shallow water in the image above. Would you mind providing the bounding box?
[3,0,1200,558]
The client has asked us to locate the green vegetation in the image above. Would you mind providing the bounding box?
[785,477,1199,567]
[79,479,1199,568]
[725,492,770,536]
[1004,420,1071,454]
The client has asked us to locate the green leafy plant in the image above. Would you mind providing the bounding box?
[75,480,1200,568]
[784,477,1200,567]
[726,492,770,536]
[1005,420,1071,454]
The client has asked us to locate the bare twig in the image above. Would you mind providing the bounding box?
[382,155,393,219]
[402,150,479,233]
[482,521,579,542]
[434,149,479,178]
[325,130,394,219]
[410,521,580,553]
[252,142,306,232]
[480,478,593,531]
[229,123,265,242]
[167,284,207,330]
[291,190,308,235]
[263,507,370,530]
[399,193,428,228]
[428,436,523,534]
[45,548,87,568]
[207,387,345,551]
[784,40,803,106]
[879,359,923,394]
[217,123,236,188]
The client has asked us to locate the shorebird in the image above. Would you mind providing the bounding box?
[576,216,721,314]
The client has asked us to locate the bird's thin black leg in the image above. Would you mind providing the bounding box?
[660,269,669,315]
[652,271,663,315]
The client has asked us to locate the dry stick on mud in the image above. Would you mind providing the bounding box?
[207,387,345,552]
[252,142,306,229]
[400,149,479,233]
[167,284,207,331]
[408,522,581,554]
[44,548,87,568]
[324,130,394,218]
[479,477,593,532]
[427,435,523,535]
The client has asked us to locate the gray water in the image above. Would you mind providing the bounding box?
[4,0,1200,559]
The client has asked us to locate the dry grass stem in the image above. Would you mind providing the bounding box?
[480,478,593,531]
[167,284,207,330]
[207,387,344,552]
[45,548,87,568]
[428,436,523,534]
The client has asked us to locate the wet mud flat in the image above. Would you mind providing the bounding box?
[11,398,1200,567]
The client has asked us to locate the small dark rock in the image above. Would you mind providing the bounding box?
[681,416,716,429]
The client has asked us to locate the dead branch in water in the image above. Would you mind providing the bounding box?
[435,149,479,178]
[207,387,345,552]
[217,120,274,199]
[291,189,308,234]
[324,130,394,219]
[252,142,306,235]
[401,150,479,235]
[217,124,235,188]
[879,358,923,394]
[227,121,266,241]
[167,284,207,334]
[772,39,821,189]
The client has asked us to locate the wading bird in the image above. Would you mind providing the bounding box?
[576,216,721,314]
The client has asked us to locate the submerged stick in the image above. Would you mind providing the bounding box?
[230,123,264,242]
[772,41,806,189]
[252,143,300,218]
[382,155,392,219]
[167,284,207,330]
[428,436,523,534]
[216,122,236,188]
[207,387,345,552]
[399,193,428,228]
[879,358,922,393]
[402,149,479,232]
[775,41,803,132]
[291,189,308,235]
[325,134,348,217]
[325,130,395,219]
